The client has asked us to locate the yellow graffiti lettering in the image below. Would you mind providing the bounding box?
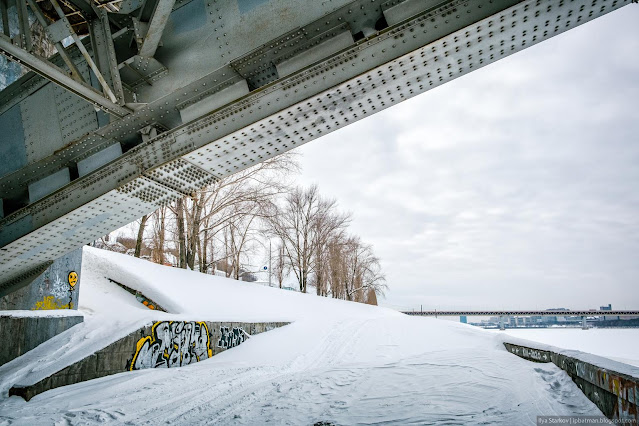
[135,336,151,353]
[129,321,213,371]
[32,296,71,310]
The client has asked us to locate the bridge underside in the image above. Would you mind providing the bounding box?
[0,0,633,294]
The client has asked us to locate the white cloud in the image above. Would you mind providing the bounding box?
[294,8,639,311]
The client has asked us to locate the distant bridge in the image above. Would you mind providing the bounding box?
[403,310,639,330]
[402,310,639,316]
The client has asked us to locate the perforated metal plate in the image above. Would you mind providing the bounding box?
[0,177,181,283]
[54,83,99,146]
[144,158,218,194]
[20,84,63,164]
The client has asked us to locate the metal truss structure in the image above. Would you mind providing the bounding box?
[0,0,635,296]
[403,311,639,316]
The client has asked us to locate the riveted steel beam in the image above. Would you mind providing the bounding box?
[0,34,130,117]
[15,0,31,51]
[89,7,125,104]
[25,0,85,83]
[138,0,176,58]
[48,0,119,103]
[0,0,9,38]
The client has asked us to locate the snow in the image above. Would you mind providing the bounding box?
[499,328,639,369]
[0,310,83,318]
[0,247,619,424]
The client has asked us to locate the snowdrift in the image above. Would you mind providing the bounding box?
[0,247,613,425]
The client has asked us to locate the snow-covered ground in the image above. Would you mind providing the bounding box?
[0,248,626,425]
[499,328,639,368]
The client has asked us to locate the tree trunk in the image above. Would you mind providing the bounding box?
[176,198,187,268]
[158,207,165,265]
[201,228,208,273]
[186,194,204,270]
[134,215,148,258]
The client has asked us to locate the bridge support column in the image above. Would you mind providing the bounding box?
[582,316,588,330]
[0,247,82,309]
[0,248,84,366]
[499,316,506,331]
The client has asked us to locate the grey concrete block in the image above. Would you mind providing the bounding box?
[0,315,83,366]
[77,143,122,177]
[0,248,82,311]
[28,168,70,203]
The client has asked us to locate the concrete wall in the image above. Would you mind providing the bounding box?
[10,320,288,401]
[504,342,638,422]
[0,248,82,310]
[0,314,84,366]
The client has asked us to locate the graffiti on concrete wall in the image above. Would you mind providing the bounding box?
[32,273,77,310]
[33,295,72,310]
[129,321,212,370]
[217,327,248,349]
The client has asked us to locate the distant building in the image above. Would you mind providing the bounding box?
[599,303,618,320]
[460,316,467,324]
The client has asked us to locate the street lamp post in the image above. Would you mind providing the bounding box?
[268,240,272,287]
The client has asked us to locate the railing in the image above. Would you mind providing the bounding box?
[402,310,639,316]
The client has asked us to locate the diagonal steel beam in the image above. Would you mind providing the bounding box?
[64,0,96,20]
[0,33,130,117]
[0,0,9,38]
[48,0,119,103]
[138,0,176,58]
[15,0,32,51]
[89,7,125,104]
[25,0,85,83]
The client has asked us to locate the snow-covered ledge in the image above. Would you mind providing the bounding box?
[504,342,639,423]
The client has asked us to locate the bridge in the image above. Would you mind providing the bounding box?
[403,310,639,329]
[0,0,636,299]
[403,310,639,316]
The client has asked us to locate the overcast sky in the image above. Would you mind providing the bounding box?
[293,8,639,311]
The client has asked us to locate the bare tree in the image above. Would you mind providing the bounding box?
[173,198,187,268]
[193,153,298,274]
[151,206,167,265]
[271,241,287,288]
[134,215,149,258]
[342,237,387,302]
[268,184,350,293]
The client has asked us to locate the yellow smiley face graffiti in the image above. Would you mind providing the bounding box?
[68,271,78,289]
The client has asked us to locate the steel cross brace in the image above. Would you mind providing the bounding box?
[0,33,130,117]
